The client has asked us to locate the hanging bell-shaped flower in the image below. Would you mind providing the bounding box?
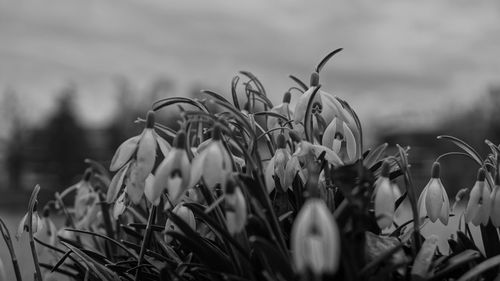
[224,177,247,235]
[490,175,500,227]
[322,117,358,163]
[109,110,170,172]
[417,162,450,225]
[147,131,191,206]
[465,168,491,226]
[109,111,171,204]
[16,207,44,240]
[291,198,340,276]
[190,124,232,191]
[265,134,291,193]
[164,204,196,243]
[373,161,395,229]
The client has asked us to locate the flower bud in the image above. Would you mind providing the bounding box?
[310,72,320,87]
[291,199,340,275]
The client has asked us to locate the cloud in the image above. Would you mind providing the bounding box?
[0,0,499,127]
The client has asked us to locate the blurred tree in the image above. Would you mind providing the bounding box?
[41,83,90,188]
[2,88,26,190]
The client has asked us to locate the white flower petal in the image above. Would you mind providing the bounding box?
[136,129,157,181]
[154,132,172,157]
[374,177,395,229]
[465,181,482,224]
[425,178,444,223]
[113,192,127,219]
[144,174,158,205]
[107,163,129,203]
[438,182,450,225]
[265,157,276,193]
[490,185,500,227]
[110,135,141,172]
[342,122,357,162]
[322,117,338,149]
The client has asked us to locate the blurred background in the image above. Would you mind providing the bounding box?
[1,0,500,200]
[1,0,500,198]
[0,0,499,279]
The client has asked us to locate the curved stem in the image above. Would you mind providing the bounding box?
[0,217,22,281]
[28,185,43,281]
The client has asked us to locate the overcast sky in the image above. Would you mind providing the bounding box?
[1,0,499,134]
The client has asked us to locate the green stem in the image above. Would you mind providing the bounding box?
[28,185,43,281]
[98,192,116,257]
[0,217,23,281]
[135,205,156,281]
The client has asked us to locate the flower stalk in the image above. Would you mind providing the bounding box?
[135,205,157,281]
[27,185,43,281]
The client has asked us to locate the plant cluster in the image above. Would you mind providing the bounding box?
[3,49,500,281]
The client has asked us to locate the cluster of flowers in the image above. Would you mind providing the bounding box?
[418,161,500,227]
[14,49,500,281]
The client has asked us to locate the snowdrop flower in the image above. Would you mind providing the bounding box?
[490,176,500,227]
[373,161,395,229]
[190,124,232,191]
[109,111,171,204]
[293,78,345,127]
[291,198,340,275]
[294,140,343,167]
[465,168,491,226]
[37,208,58,248]
[16,207,44,240]
[322,117,357,163]
[417,162,450,225]
[265,134,291,193]
[224,177,247,235]
[165,204,196,243]
[147,131,191,206]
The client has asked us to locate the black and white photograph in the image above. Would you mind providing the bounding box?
[1,1,500,280]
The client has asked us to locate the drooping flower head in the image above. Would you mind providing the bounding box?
[265,134,291,193]
[190,123,232,191]
[417,162,450,225]
[291,198,340,276]
[464,168,491,226]
[108,111,171,204]
[147,131,191,206]
[16,202,44,240]
[224,176,247,235]
[164,203,196,243]
[490,174,500,227]
[373,160,395,229]
[322,116,358,163]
